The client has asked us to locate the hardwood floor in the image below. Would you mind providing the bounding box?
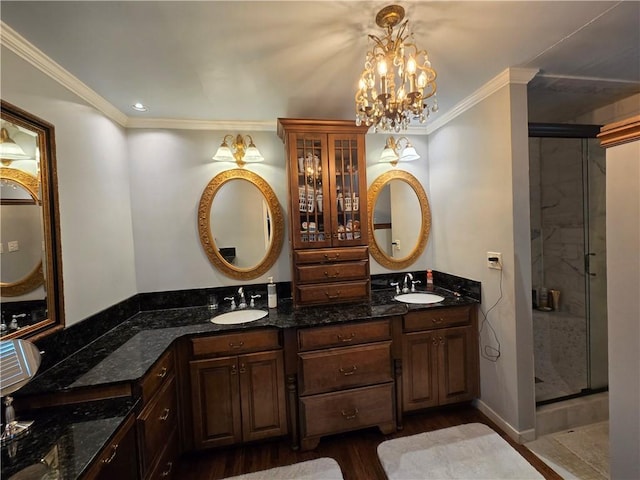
[174,404,562,480]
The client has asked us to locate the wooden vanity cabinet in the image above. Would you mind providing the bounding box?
[277,119,371,307]
[83,414,139,480]
[188,329,287,450]
[400,305,480,413]
[296,319,396,450]
[135,347,178,480]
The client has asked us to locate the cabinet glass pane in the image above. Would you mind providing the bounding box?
[333,138,362,241]
[296,138,325,244]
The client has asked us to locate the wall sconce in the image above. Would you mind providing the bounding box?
[212,134,264,167]
[379,136,420,166]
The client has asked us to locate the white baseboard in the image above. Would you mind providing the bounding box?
[474,399,536,444]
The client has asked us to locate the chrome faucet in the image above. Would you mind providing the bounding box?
[402,273,413,293]
[238,287,247,309]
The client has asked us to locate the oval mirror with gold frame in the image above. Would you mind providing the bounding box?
[0,100,64,341]
[0,167,44,296]
[198,169,285,280]
[368,170,431,270]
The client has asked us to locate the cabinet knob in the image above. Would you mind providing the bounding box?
[159,408,170,421]
[337,332,356,342]
[102,444,119,464]
[341,408,359,420]
[339,365,358,376]
[161,461,173,478]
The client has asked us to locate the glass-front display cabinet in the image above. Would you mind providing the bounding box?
[277,119,370,307]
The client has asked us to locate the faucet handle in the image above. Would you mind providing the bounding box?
[411,280,422,292]
[390,281,400,295]
[249,294,261,308]
[224,296,236,309]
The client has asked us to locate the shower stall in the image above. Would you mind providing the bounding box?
[529,124,608,404]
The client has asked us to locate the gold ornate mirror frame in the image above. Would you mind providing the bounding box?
[198,168,285,280]
[367,170,431,270]
[0,167,44,296]
[1,100,64,340]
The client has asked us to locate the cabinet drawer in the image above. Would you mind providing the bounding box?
[298,319,391,351]
[300,383,394,438]
[145,427,178,480]
[296,280,369,305]
[138,374,177,472]
[140,348,175,404]
[404,305,472,332]
[294,246,368,265]
[299,342,392,395]
[191,329,280,357]
[295,260,368,284]
[84,414,138,480]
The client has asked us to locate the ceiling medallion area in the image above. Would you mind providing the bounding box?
[356,4,438,132]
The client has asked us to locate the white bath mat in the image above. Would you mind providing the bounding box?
[222,457,343,480]
[377,423,544,480]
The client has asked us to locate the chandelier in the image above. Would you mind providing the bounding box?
[355,5,438,132]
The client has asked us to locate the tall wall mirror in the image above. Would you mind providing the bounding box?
[198,168,285,280]
[0,100,64,340]
[367,170,431,270]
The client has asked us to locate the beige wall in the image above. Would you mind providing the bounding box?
[604,132,640,479]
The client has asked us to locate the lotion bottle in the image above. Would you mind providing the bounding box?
[426,269,434,289]
[267,276,278,309]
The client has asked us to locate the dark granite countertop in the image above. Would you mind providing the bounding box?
[2,285,476,479]
[1,397,139,479]
[18,287,475,398]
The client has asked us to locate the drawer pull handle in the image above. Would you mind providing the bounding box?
[102,444,119,464]
[324,271,340,278]
[229,341,244,349]
[325,290,341,299]
[239,363,246,374]
[159,408,170,421]
[324,253,340,260]
[339,365,358,376]
[337,333,355,342]
[432,317,444,324]
[432,337,439,346]
[157,366,168,379]
[231,365,237,375]
[161,461,173,477]
[341,408,359,420]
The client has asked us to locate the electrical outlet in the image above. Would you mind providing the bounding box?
[487,251,502,270]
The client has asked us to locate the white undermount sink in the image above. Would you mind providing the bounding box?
[394,293,445,305]
[211,309,268,325]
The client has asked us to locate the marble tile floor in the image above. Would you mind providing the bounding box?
[526,421,609,480]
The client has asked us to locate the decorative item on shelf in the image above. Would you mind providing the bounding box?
[379,136,420,166]
[355,4,438,132]
[212,134,264,167]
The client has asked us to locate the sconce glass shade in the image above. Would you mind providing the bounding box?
[379,144,400,163]
[212,134,264,166]
[399,145,420,162]
[0,128,30,161]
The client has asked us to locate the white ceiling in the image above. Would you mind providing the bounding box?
[1,1,639,127]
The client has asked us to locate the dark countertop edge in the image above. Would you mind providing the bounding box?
[17,287,478,399]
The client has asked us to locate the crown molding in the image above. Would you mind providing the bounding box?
[426,67,539,135]
[1,21,129,127]
[126,117,277,131]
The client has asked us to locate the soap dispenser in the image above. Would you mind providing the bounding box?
[267,277,278,309]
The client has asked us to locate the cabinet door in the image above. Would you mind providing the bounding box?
[288,133,331,249]
[402,331,439,411]
[239,350,288,442]
[189,356,242,449]
[437,326,477,405]
[328,133,368,247]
